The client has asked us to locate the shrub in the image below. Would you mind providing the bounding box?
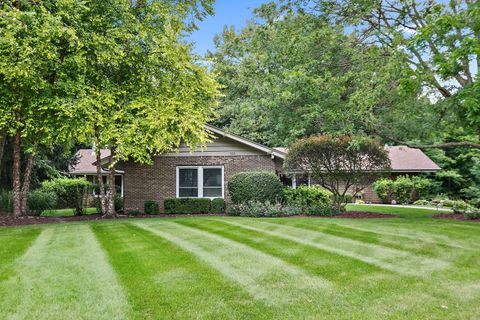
[392,176,414,204]
[226,200,328,217]
[228,172,284,204]
[211,198,226,214]
[411,176,434,201]
[227,201,285,217]
[27,190,57,216]
[144,200,160,214]
[343,192,353,204]
[0,190,13,214]
[127,209,141,216]
[464,208,480,220]
[164,198,212,214]
[451,200,473,214]
[373,178,394,203]
[42,178,91,215]
[283,186,332,207]
[355,199,365,205]
[413,199,430,206]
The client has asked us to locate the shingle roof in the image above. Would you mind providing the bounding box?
[274,145,440,172]
[69,149,110,174]
[385,146,440,172]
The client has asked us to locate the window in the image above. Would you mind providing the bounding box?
[176,166,224,198]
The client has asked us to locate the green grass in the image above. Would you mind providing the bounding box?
[41,207,98,217]
[347,204,450,218]
[0,210,479,319]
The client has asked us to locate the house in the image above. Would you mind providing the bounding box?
[69,125,440,212]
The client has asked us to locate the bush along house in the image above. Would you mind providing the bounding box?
[69,124,440,212]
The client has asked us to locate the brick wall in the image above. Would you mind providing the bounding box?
[124,155,276,212]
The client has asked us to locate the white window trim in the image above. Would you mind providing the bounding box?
[176,166,224,199]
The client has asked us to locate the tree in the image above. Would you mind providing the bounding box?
[208,3,423,147]
[291,0,480,148]
[70,0,218,216]
[0,1,84,217]
[284,135,391,211]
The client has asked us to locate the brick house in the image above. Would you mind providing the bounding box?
[69,124,440,212]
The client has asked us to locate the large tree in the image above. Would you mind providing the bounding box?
[71,0,218,216]
[0,1,84,217]
[291,0,480,148]
[208,3,425,147]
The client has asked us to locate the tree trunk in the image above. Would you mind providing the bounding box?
[95,147,107,215]
[20,153,34,215]
[106,147,117,217]
[0,128,7,172]
[12,128,22,218]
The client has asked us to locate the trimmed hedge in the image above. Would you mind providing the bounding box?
[144,200,160,214]
[164,198,212,214]
[228,171,284,204]
[211,198,226,214]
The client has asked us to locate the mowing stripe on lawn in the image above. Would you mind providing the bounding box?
[93,222,275,320]
[321,220,480,250]
[218,219,450,275]
[134,220,336,305]
[0,224,127,320]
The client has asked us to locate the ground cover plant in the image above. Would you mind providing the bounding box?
[0,206,479,319]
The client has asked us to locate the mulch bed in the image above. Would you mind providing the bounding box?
[0,211,394,227]
[433,213,480,222]
[0,213,226,227]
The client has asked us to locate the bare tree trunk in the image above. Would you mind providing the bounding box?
[95,147,107,215]
[20,153,34,215]
[106,146,117,217]
[0,128,7,171]
[12,128,22,218]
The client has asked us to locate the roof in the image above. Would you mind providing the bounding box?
[69,149,111,174]
[205,124,286,158]
[274,145,440,172]
[385,146,440,172]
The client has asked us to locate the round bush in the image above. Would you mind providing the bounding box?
[373,178,394,203]
[228,172,284,204]
[283,186,332,209]
[144,200,160,214]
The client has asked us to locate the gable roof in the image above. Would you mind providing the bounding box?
[69,149,111,174]
[205,124,286,158]
[273,145,440,172]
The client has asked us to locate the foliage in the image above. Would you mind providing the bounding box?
[451,200,473,214]
[27,191,57,216]
[464,208,480,220]
[0,190,13,214]
[164,198,212,214]
[413,199,431,206]
[373,176,434,204]
[144,201,160,215]
[228,172,284,204]
[294,0,480,148]
[208,3,418,147]
[227,201,294,217]
[283,186,332,211]
[373,179,395,203]
[392,176,415,205]
[41,178,91,216]
[211,198,226,214]
[285,135,390,211]
[127,210,141,216]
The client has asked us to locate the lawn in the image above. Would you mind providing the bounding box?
[41,207,98,217]
[0,207,479,319]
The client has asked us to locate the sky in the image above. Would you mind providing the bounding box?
[188,0,270,56]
